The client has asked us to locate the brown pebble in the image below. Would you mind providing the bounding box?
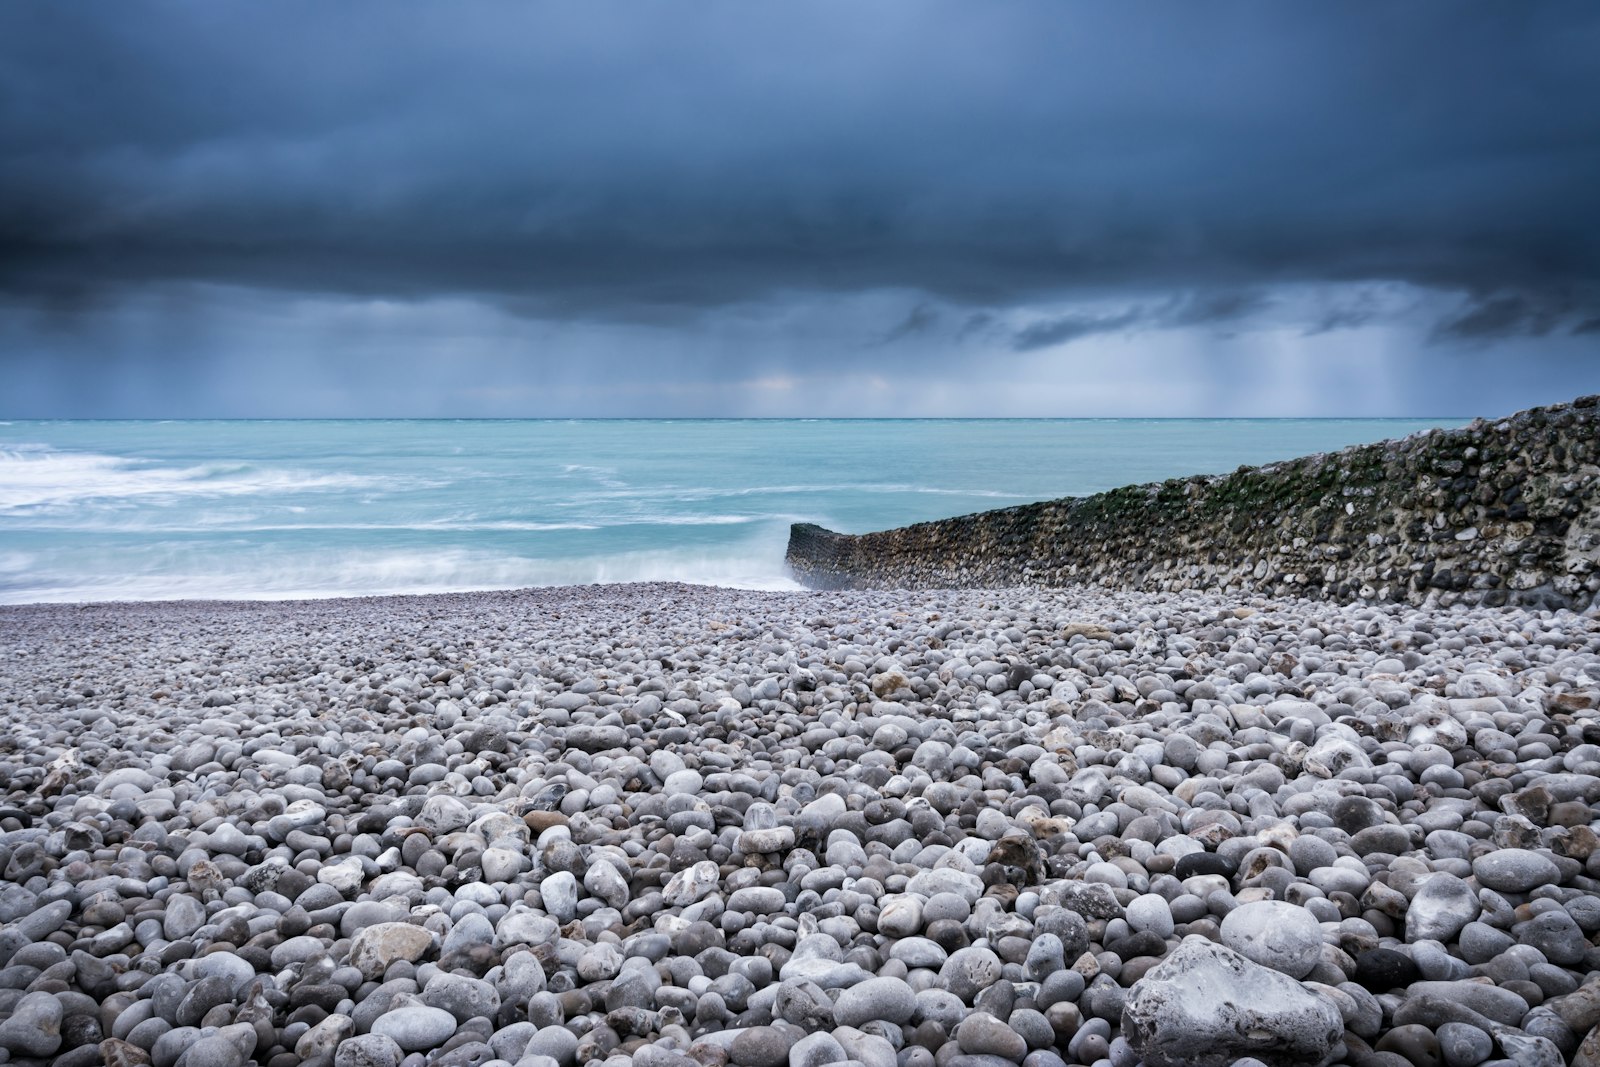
[524,811,570,833]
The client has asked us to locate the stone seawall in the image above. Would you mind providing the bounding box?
[787,394,1600,611]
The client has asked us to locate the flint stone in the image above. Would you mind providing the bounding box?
[1044,881,1124,920]
[349,922,433,980]
[877,896,923,938]
[1495,1031,1566,1067]
[335,1033,405,1067]
[540,871,579,922]
[417,795,471,835]
[583,859,629,909]
[941,947,1004,1004]
[774,979,836,1031]
[739,828,796,853]
[1405,873,1480,943]
[422,972,500,1023]
[663,861,720,907]
[1122,938,1343,1067]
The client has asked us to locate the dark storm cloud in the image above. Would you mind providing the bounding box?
[1010,291,1270,351]
[1013,310,1143,352]
[2,2,1599,333]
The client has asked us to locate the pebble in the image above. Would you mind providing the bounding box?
[956,1013,1029,1060]
[1472,849,1561,893]
[833,977,917,1026]
[335,1034,405,1067]
[0,990,63,1058]
[1405,873,1481,943]
[0,583,1593,1067]
[1122,939,1343,1067]
[370,1006,458,1052]
[1219,900,1323,979]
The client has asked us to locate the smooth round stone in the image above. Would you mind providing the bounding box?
[1473,849,1561,893]
[1405,873,1480,943]
[889,937,947,969]
[183,1033,248,1067]
[1084,862,1128,889]
[1173,853,1237,880]
[481,847,526,883]
[1125,894,1175,940]
[833,976,917,1027]
[540,872,578,923]
[0,990,63,1058]
[878,896,924,938]
[1220,901,1323,979]
[1376,1023,1440,1065]
[789,1032,851,1067]
[956,1013,1028,1061]
[923,892,972,924]
[1458,922,1515,964]
[1353,949,1419,993]
[726,886,787,914]
[663,770,704,796]
[1024,933,1065,982]
[729,1026,791,1067]
[370,1006,457,1052]
[521,1024,579,1064]
[1516,910,1588,965]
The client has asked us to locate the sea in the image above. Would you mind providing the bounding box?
[0,418,1467,605]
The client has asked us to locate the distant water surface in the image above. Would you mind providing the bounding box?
[0,418,1466,603]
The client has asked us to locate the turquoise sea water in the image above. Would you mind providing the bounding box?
[0,418,1466,604]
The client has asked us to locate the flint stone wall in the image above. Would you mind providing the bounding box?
[786,395,1600,612]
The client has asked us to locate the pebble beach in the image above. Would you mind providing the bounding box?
[2,581,1598,1067]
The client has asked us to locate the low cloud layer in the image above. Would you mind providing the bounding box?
[2,3,1597,415]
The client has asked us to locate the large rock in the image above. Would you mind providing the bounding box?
[1405,872,1480,943]
[1220,900,1324,979]
[1122,938,1344,1067]
[1473,849,1561,893]
[832,976,917,1026]
[348,922,434,980]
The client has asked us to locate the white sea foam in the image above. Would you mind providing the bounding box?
[0,445,413,512]
[0,544,801,604]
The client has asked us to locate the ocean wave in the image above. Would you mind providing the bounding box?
[0,445,423,512]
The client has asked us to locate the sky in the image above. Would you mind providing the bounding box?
[2,3,1598,418]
